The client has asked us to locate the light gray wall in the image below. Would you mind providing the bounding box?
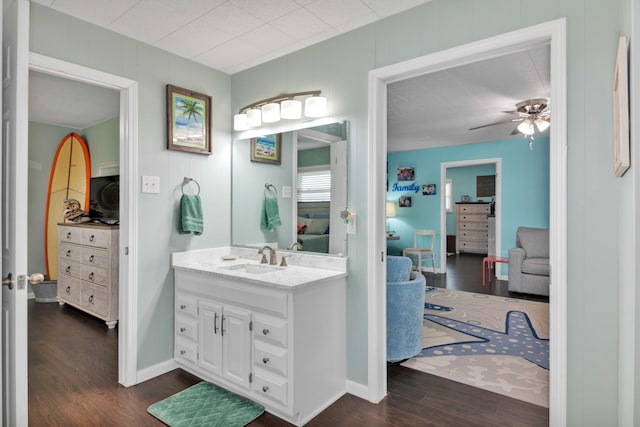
[232,1,628,424]
[30,4,232,370]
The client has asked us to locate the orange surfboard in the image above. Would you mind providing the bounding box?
[44,133,91,281]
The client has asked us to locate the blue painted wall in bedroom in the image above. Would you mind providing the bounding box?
[387,136,550,268]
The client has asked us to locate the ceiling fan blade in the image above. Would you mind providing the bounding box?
[469,117,522,131]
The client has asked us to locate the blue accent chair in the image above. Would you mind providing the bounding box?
[386,255,426,362]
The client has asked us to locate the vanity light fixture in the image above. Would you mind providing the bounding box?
[233,90,327,131]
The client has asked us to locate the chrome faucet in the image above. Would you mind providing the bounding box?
[258,246,277,265]
[287,242,302,251]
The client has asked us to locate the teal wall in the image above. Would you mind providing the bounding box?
[387,137,549,265]
[446,164,496,235]
[31,4,232,371]
[232,1,627,424]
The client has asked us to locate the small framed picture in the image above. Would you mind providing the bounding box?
[422,184,436,195]
[251,134,282,165]
[399,196,412,207]
[166,84,212,155]
[397,167,415,181]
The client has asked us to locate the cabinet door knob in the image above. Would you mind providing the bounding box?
[180,350,186,355]
[180,304,186,310]
[262,386,269,393]
[262,329,270,335]
[262,357,270,364]
[180,327,186,333]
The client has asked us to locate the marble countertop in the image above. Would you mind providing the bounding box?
[171,246,348,290]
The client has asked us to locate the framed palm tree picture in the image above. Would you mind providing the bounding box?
[166,84,212,155]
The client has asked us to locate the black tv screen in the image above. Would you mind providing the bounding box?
[89,175,119,219]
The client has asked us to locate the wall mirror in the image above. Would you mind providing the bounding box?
[232,121,348,255]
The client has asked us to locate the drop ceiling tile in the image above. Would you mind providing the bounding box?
[271,7,332,41]
[31,0,56,6]
[200,2,264,38]
[237,24,295,52]
[195,37,263,73]
[231,0,300,22]
[305,0,377,29]
[156,19,232,59]
[47,0,141,27]
[362,0,428,17]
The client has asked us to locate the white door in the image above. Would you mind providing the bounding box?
[1,0,30,425]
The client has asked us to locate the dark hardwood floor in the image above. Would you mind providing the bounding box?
[28,257,548,426]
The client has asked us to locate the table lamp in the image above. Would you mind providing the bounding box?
[386,201,396,236]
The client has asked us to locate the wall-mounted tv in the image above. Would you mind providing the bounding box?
[89,175,119,220]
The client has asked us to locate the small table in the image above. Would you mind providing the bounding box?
[482,256,508,287]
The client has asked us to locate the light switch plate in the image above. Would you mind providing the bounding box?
[142,175,160,194]
[282,186,292,198]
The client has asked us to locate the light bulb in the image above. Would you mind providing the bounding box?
[246,108,262,127]
[261,103,280,123]
[534,118,550,132]
[233,113,248,131]
[304,96,327,118]
[517,119,535,135]
[280,99,302,119]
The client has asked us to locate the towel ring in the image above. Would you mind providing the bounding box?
[182,177,200,195]
[264,183,277,197]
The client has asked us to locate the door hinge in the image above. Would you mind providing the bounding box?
[249,320,253,331]
[249,372,253,383]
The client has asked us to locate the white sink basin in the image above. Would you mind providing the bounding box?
[221,263,283,274]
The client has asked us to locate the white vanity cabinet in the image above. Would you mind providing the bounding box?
[173,266,346,427]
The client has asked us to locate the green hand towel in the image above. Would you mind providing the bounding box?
[261,195,281,231]
[179,194,203,235]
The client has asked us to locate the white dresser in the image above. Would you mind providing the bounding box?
[455,202,490,255]
[57,223,119,328]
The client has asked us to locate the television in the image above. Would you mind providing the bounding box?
[89,175,119,220]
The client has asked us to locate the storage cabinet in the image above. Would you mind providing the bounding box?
[455,202,489,255]
[174,268,345,426]
[57,224,119,328]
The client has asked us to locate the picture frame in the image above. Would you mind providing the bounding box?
[397,167,415,181]
[613,36,630,177]
[422,184,437,195]
[399,196,412,207]
[166,84,212,155]
[251,134,282,165]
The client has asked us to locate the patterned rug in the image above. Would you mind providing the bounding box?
[402,288,550,407]
[148,381,264,426]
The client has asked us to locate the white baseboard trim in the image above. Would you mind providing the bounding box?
[136,358,179,384]
[345,380,369,400]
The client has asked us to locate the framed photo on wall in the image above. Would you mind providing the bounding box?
[613,36,630,177]
[251,134,282,165]
[166,84,212,155]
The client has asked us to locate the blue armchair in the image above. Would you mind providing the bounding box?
[386,255,426,362]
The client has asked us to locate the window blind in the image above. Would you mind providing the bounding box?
[297,169,331,202]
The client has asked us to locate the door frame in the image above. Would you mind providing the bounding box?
[367,18,567,426]
[29,53,139,387]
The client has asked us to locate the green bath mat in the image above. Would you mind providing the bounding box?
[148,381,264,427]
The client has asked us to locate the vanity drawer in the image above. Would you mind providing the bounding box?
[252,370,288,407]
[253,341,288,377]
[253,314,288,348]
[176,337,198,364]
[80,282,108,316]
[82,228,111,248]
[57,274,81,305]
[176,294,198,319]
[58,226,83,244]
[176,315,198,341]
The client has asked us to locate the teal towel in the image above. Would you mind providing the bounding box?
[261,195,281,231]
[179,194,203,235]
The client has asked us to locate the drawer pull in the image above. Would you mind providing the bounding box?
[89,234,95,242]
[88,255,95,263]
[65,266,71,273]
[88,272,95,281]
[66,249,71,257]
[262,386,269,393]
[262,357,270,364]
[180,350,186,355]
[65,286,70,294]
[262,329,270,335]
[180,327,186,333]
[88,295,94,303]
[180,304,186,310]
[66,232,71,239]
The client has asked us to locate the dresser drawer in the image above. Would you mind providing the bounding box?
[59,259,83,280]
[458,213,488,223]
[458,221,489,231]
[253,314,288,348]
[176,294,198,319]
[81,264,108,287]
[80,282,108,316]
[252,370,288,407]
[254,341,288,377]
[82,247,108,269]
[458,229,489,240]
[58,226,83,244]
[176,315,198,341]
[176,337,198,364]
[458,204,489,214]
[458,239,488,252]
[82,228,111,248]
[59,242,83,263]
[57,274,81,305]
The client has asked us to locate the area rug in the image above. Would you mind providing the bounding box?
[402,288,550,407]
[148,381,264,427]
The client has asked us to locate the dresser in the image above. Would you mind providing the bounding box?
[57,223,119,328]
[455,202,489,255]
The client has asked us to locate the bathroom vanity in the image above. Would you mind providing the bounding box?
[171,247,347,426]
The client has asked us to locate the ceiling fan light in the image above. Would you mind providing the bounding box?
[246,108,262,127]
[280,99,302,119]
[261,102,280,123]
[304,96,327,118]
[233,113,249,131]
[517,119,535,135]
[534,118,550,132]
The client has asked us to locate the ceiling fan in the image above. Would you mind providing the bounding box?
[469,98,551,149]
